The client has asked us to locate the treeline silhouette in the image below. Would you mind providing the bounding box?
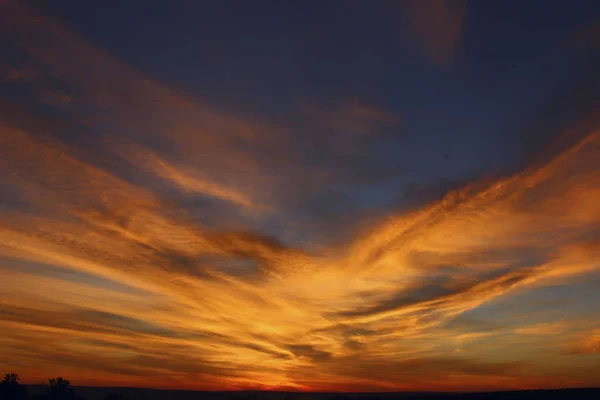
[1,373,83,400]
[0,373,134,400]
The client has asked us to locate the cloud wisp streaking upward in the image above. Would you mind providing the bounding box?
[1,0,600,392]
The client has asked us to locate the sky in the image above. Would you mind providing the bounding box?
[0,0,599,392]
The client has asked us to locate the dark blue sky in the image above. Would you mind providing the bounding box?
[29,0,599,194]
[4,1,592,249]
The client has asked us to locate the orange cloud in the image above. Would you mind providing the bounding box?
[1,0,599,392]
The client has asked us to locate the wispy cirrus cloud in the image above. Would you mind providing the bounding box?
[0,0,599,392]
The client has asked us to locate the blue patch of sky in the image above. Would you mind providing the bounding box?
[0,255,153,297]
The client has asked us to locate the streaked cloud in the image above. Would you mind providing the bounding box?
[0,0,599,392]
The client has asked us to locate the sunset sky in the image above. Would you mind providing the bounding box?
[1,0,600,392]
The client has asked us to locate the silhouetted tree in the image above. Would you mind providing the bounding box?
[2,373,19,385]
[47,377,76,400]
[1,373,29,400]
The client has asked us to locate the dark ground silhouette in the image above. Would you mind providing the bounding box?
[4,373,600,400]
